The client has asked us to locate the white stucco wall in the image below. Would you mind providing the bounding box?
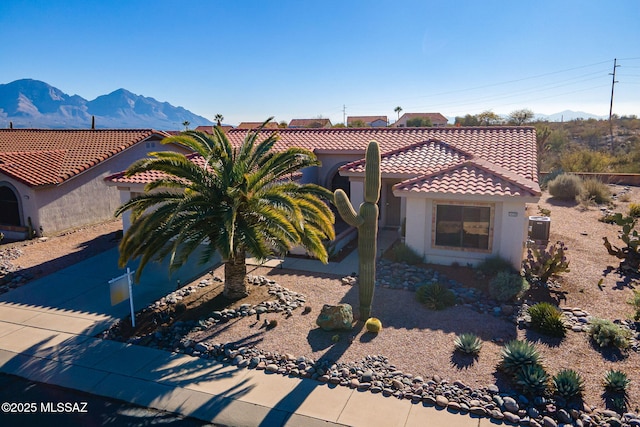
[402,195,534,270]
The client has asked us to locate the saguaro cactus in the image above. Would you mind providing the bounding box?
[334,140,381,319]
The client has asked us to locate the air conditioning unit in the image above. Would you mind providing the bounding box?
[528,216,551,242]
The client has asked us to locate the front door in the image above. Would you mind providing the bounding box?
[385,183,401,228]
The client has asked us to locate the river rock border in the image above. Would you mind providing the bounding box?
[100,265,640,427]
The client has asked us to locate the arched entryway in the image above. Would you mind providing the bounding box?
[0,184,21,226]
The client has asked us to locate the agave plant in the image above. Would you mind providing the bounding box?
[454,333,483,355]
[604,370,631,394]
[500,340,541,375]
[516,364,549,396]
[416,282,456,310]
[552,369,584,400]
[529,302,566,338]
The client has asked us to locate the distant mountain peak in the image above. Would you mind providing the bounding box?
[0,79,213,129]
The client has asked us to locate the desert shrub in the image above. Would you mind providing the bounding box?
[579,178,611,204]
[552,369,585,400]
[390,242,423,265]
[488,271,529,302]
[539,168,564,190]
[415,283,456,310]
[454,333,482,356]
[603,369,631,394]
[516,364,549,396]
[629,290,640,321]
[477,256,516,278]
[522,241,570,283]
[500,340,541,375]
[630,203,640,218]
[548,174,583,200]
[588,318,631,349]
[602,214,639,271]
[528,302,566,337]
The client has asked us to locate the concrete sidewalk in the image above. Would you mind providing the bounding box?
[0,232,490,426]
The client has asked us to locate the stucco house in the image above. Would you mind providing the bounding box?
[288,118,332,128]
[108,126,539,270]
[0,129,189,239]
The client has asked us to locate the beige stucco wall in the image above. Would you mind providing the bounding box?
[0,176,38,230]
[402,194,534,270]
[28,139,189,236]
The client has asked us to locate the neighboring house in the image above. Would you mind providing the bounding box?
[288,118,332,128]
[109,126,539,269]
[393,113,449,127]
[347,116,388,127]
[0,129,190,239]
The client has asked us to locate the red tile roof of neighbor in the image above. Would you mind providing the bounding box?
[347,116,388,125]
[288,118,332,128]
[393,112,449,126]
[0,129,168,187]
[105,152,303,185]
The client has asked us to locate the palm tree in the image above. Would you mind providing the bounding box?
[115,119,335,299]
[394,106,402,121]
[214,114,224,126]
[182,120,190,131]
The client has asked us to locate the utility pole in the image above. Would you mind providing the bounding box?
[342,104,346,125]
[608,58,620,149]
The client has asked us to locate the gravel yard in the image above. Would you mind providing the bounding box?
[2,186,640,420]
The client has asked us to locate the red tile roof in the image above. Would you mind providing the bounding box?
[288,118,332,128]
[394,112,449,126]
[347,116,388,126]
[341,139,473,177]
[105,153,303,185]
[0,129,168,187]
[236,122,279,130]
[225,127,538,183]
[394,160,540,197]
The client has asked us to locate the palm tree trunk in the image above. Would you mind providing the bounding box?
[223,253,248,299]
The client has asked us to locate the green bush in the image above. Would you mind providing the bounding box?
[477,256,516,278]
[516,364,549,396]
[630,203,640,218]
[603,369,631,394]
[528,302,566,338]
[454,333,482,355]
[390,242,423,265]
[552,369,585,400]
[548,174,583,200]
[579,178,611,204]
[500,340,542,375]
[416,283,456,310]
[488,271,529,302]
[588,318,631,349]
[522,241,570,283]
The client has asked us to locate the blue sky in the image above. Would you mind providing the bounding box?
[1,0,639,126]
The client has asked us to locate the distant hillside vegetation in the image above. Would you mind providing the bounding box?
[536,116,640,173]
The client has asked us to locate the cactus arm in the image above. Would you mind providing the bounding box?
[364,141,381,203]
[334,189,364,228]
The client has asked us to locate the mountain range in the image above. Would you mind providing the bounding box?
[0,79,213,130]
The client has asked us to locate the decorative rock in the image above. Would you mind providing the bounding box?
[315,304,354,331]
[503,411,520,424]
[435,395,448,407]
[265,363,278,373]
[557,409,572,424]
[542,416,558,427]
[503,396,519,413]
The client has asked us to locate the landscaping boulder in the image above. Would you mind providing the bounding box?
[316,304,354,331]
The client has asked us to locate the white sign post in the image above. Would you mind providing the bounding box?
[109,267,136,328]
